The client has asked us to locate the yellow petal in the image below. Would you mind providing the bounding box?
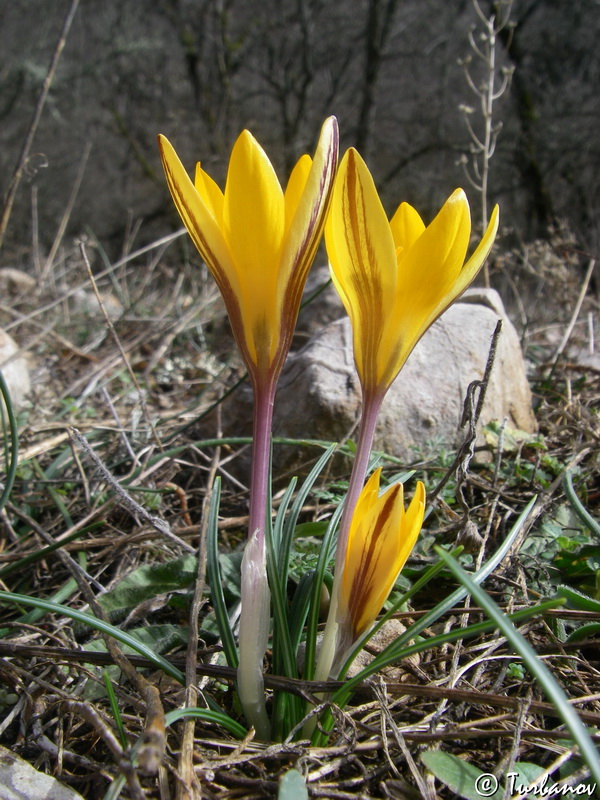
[340,475,425,640]
[393,196,499,361]
[224,130,285,279]
[160,120,339,377]
[352,467,384,520]
[274,117,339,368]
[375,189,473,383]
[284,153,312,230]
[223,130,285,366]
[158,135,239,303]
[399,188,472,301]
[194,162,224,226]
[404,481,426,543]
[446,203,500,301]
[389,202,425,252]
[326,148,398,389]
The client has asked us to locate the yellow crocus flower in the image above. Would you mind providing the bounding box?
[158,117,338,382]
[335,468,425,663]
[325,147,499,396]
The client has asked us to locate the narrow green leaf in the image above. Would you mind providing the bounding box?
[510,762,546,789]
[557,584,600,613]
[0,590,185,682]
[266,494,302,737]
[565,622,600,643]
[0,521,105,579]
[365,495,538,669]
[272,477,297,567]
[12,576,81,631]
[564,470,600,537]
[205,478,238,669]
[165,707,247,739]
[436,548,600,786]
[0,369,19,512]
[104,669,128,748]
[279,443,337,590]
[315,598,562,746]
[303,501,343,682]
[288,571,316,655]
[330,496,538,706]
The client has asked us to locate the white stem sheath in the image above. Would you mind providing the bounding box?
[237,529,271,740]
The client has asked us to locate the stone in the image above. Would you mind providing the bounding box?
[221,289,537,469]
[0,330,31,411]
[70,287,122,320]
[0,745,85,800]
[0,268,37,298]
[294,265,343,341]
[345,618,420,681]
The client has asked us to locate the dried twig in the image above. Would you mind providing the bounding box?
[70,426,194,553]
[64,700,145,800]
[79,240,163,451]
[177,410,223,800]
[429,319,502,514]
[549,258,596,374]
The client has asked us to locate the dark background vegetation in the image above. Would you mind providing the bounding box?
[0,0,599,265]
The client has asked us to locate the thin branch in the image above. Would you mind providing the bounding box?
[70,426,195,554]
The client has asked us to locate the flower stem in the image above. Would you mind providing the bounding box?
[334,388,384,579]
[247,377,276,548]
[314,387,384,683]
[237,375,276,740]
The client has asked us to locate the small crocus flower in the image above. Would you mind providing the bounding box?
[158,117,338,384]
[159,119,338,740]
[332,469,425,672]
[325,147,499,399]
[313,147,498,691]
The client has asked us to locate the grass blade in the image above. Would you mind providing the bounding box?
[266,486,303,738]
[205,477,238,669]
[303,501,343,682]
[0,590,184,682]
[104,669,128,748]
[437,547,600,786]
[0,369,19,512]
[372,495,538,665]
[314,598,564,746]
[0,521,105,580]
[165,707,247,739]
[563,469,600,537]
[279,443,337,592]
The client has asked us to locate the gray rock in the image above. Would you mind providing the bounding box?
[70,287,123,320]
[294,265,343,342]
[0,745,85,800]
[0,330,30,411]
[222,289,536,469]
[0,268,37,298]
[282,288,535,463]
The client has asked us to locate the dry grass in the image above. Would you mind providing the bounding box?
[0,231,598,798]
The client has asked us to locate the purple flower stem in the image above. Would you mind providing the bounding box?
[311,387,384,694]
[236,374,276,740]
[333,388,384,579]
[247,377,276,545]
